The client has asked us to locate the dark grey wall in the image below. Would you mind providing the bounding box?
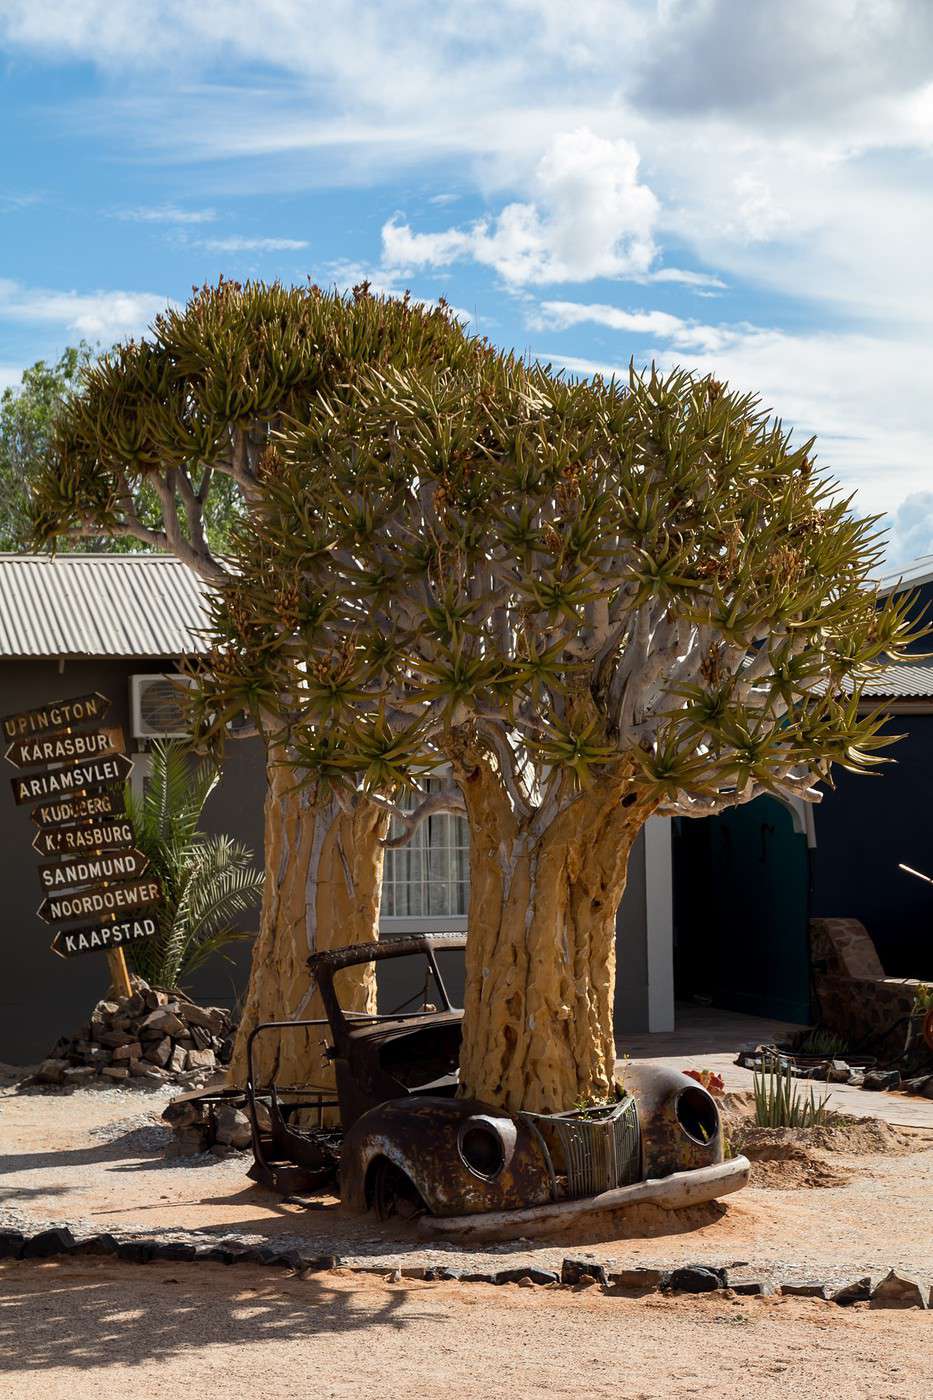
[811,721,933,977]
[0,658,266,1063]
[809,577,933,978]
[614,828,649,1033]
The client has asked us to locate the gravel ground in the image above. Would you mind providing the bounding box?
[3,1072,933,1288]
[1,1257,931,1400]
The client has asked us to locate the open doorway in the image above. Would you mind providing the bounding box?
[672,794,812,1025]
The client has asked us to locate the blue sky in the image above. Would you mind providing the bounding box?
[2,0,932,567]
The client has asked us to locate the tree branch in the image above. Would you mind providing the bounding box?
[373,789,468,848]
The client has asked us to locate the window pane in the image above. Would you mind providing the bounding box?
[382,778,470,920]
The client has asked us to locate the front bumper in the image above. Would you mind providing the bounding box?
[419,1154,751,1240]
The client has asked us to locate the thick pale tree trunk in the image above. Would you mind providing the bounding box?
[455,755,655,1115]
[228,750,387,1091]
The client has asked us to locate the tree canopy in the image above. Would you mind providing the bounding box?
[1,346,92,551]
[196,356,918,824]
[32,281,488,585]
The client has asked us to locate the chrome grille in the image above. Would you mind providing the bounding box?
[520,1094,641,1200]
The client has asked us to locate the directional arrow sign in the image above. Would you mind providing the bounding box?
[12,752,133,806]
[51,914,157,960]
[33,818,136,858]
[38,848,149,892]
[37,877,161,925]
[2,692,110,744]
[31,786,126,830]
[6,726,124,771]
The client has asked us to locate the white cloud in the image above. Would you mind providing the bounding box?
[647,268,726,289]
[532,299,731,353]
[382,129,659,285]
[198,236,308,252]
[2,0,933,550]
[0,280,171,341]
[323,260,472,324]
[0,365,24,391]
[0,192,42,212]
[115,204,217,223]
[884,493,933,572]
[3,2,931,324]
[537,316,933,563]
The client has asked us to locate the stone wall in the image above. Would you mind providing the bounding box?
[810,917,922,1056]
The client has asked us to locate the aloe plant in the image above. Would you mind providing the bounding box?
[753,1056,830,1129]
[123,740,264,990]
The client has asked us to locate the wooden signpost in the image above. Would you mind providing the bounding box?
[37,848,149,891]
[33,818,136,858]
[2,692,111,741]
[37,877,161,926]
[31,787,126,830]
[2,692,160,999]
[51,915,157,960]
[11,752,133,805]
[5,726,124,770]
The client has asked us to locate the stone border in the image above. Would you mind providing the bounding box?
[1,1228,929,1309]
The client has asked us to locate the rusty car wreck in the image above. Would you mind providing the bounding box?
[245,932,749,1236]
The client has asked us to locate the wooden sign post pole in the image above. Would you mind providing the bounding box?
[106,946,133,1000]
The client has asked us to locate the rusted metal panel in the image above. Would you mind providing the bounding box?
[340,1096,554,1218]
[621,1062,723,1180]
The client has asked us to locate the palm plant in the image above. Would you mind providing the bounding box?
[123,740,264,990]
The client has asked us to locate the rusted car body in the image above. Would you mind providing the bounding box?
[245,932,750,1229]
[245,933,468,1194]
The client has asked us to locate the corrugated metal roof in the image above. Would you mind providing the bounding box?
[0,554,213,658]
[862,658,933,699]
[878,553,933,596]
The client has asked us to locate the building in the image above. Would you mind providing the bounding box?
[0,552,674,1063]
[670,554,933,1032]
[810,555,933,977]
[12,548,926,1064]
[0,554,266,1062]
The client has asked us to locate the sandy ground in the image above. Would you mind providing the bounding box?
[3,1079,933,1285]
[0,1257,930,1400]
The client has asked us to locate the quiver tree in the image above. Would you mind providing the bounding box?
[222,360,920,1114]
[29,280,488,1086]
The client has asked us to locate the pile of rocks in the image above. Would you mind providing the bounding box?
[735,1043,933,1097]
[2,1228,931,1307]
[31,981,235,1090]
[162,1091,254,1156]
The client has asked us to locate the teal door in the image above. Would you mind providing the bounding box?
[674,795,811,1024]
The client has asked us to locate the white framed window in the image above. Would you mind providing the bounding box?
[380,776,469,932]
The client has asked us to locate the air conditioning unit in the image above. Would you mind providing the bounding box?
[130,674,195,739]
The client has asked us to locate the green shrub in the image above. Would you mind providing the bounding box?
[753,1056,830,1129]
[124,740,263,990]
[791,1027,850,1058]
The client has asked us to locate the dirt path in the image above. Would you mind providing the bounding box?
[4,1081,933,1286]
[1,1258,930,1400]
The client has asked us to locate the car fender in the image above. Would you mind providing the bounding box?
[341,1095,553,1217]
